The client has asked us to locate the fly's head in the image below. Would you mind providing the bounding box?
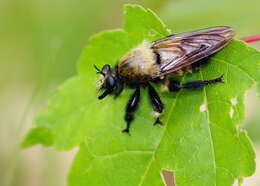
[94,64,117,100]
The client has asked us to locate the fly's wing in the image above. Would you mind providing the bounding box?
[151,26,235,77]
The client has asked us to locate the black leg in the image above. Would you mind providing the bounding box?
[169,74,224,92]
[147,84,164,126]
[113,82,124,98]
[122,87,141,134]
[98,89,113,100]
[99,81,123,100]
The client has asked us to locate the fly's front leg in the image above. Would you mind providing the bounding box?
[147,84,164,126]
[113,81,124,98]
[98,89,113,100]
[168,74,224,91]
[122,87,140,134]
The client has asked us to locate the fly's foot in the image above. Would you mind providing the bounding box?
[215,74,224,83]
[153,118,163,126]
[122,128,131,135]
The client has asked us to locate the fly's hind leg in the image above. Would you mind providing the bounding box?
[122,87,140,135]
[147,84,164,126]
[168,74,224,92]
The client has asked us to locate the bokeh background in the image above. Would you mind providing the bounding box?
[1,0,260,185]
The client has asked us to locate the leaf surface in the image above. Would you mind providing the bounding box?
[22,4,260,186]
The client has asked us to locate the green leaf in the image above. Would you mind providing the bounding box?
[23,4,260,186]
[124,4,170,42]
[21,127,53,147]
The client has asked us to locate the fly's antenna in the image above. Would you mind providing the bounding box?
[94,64,105,76]
[94,64,101,72]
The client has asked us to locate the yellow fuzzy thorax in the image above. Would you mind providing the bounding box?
[118,40,158,77]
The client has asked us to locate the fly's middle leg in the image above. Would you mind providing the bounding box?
[123,87,140,135]
[147,83,164,126]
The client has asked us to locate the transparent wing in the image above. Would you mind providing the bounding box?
[151,26,235,77]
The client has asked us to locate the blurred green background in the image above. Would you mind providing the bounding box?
[1,0,260,186]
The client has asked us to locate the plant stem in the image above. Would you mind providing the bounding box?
[240,35,260,43]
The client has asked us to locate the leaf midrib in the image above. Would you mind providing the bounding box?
[200,70,217,186]
[138,89,183,186]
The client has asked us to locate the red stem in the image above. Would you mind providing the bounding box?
[240,35,260,43]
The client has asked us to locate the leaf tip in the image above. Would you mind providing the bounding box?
[21,127,54,148]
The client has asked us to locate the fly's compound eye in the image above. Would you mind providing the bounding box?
[102,64,111,72]
[106,75,116,89]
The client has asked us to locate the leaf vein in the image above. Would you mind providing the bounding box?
[92,150,154,159]
[212,57,256,83]
[200,71,217,186]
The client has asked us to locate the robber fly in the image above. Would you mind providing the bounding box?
[94,26,235,134]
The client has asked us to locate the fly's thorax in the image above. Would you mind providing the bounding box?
[117,41,160,82]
